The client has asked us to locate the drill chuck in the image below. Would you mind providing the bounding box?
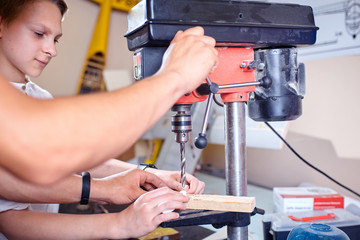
[171,104,192,144]
[171,114,191,143]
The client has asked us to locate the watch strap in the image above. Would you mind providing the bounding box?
[137,163,157,171]
[80,172,91,205]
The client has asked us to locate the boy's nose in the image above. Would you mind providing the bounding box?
[44,41,57,57]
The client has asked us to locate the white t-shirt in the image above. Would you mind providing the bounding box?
[0,79,59,239]
[11,79,53,99]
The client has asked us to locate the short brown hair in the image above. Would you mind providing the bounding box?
[0,0,68,25]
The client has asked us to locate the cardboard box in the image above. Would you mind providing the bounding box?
[273,187,344,213]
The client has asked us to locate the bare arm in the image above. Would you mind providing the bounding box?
[0,27,217,185]
[0,188,188,240]
[0,158,202,204]
[0,166,167,205]
[0,159,143,203]
[0,167,81,203]
[86,159,136,177]
[88,159,205,194]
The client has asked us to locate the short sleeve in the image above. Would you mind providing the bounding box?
[0,199,29,213]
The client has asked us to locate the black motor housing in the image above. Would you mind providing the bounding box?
[248,48,306,121]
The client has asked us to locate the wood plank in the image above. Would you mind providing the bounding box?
[139,227,179,240]
[186,194,256,213]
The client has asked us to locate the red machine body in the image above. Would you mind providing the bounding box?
[175,47,256,105]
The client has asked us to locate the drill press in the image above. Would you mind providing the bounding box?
[125,1,318,239]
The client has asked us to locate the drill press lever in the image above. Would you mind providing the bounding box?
[173,71,271,188]
[194,75,272,149]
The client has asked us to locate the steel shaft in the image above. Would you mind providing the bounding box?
[224,102,248,240]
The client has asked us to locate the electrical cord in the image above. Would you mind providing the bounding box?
[265,121,360,199]
[213,94,224,107]
[212,97,360,198]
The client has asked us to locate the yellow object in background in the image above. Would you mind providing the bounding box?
[90,0,139,12]
[144,139,163,165]
[76,0,139,94]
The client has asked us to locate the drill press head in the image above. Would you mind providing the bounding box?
[125,0,318,139]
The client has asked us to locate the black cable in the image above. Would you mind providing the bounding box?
[211,96,359,198]
[265,121,360,199]
[213,94,224,107]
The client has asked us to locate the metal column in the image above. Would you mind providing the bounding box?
[224,101,248,240]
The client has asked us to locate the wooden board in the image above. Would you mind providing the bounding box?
[186,194,256,213]
[139,227,179,240]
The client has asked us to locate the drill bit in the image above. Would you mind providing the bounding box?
[180,142,186,188]
[171,105,192,189]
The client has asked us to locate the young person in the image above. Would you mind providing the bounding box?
[0,1,217,185]
[0,0,213,238]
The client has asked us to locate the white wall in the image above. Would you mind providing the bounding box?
[32,0,133,96]
[293,55,360,159]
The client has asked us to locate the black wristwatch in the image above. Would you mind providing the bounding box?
[137,163,157,171]
[80,172,91,205]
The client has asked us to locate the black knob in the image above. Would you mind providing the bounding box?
[195,133,208,149]
[260,77,272,88]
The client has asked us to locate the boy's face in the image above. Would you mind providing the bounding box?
[0,0,63,81]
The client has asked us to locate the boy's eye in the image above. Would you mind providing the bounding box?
[35,32,44,37]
